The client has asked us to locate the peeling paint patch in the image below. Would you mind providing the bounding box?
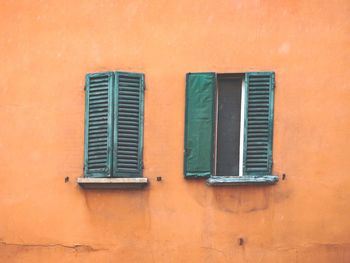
[212,187,270,213]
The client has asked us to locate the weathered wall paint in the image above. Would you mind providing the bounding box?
[0,1,349,262]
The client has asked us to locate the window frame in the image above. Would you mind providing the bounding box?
[208,71,278,185]
[182,71,278,185]
[78,71,148,189]
[214,73,246,177]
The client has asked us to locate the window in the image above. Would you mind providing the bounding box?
[78,71,147,189]
[184,72,278,185]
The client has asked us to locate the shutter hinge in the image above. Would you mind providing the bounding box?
[142,77,145,91]
[84,85,86,91]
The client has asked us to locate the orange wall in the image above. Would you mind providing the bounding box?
[0,1,350,262]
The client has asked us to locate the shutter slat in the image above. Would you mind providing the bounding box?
[117,146,139,151]
[89,93,108,98]
[114,72,144,177]
[88,125,108,130]
[90,98,108,104]
[89,85,109,91]
[118,150,138,154]
[118,95,140,101]
[118,128,139,134]
[89,120,108,126]
[89,82,108,87]
[90,78,109,84]
[118,108,140,113]
[117,166,138,170]
[89,107,109,113]
[118,142,139,147]
[243,72,274,176]
[248,84,270,88]
[89,112,108,117]
[118,111,139,115]
[119,83,140,88]
[88,140,107,145]
[118,119,139,125]
[119,90,140,95]
[84,72,113,177]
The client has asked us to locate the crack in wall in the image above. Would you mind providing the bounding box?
[200,246,225,254]
[0,241,106,253]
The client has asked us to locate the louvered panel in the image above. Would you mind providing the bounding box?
[114,72,144,177]
[84,72,113,177]
[243,72,274,175]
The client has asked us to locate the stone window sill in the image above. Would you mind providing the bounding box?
[207,175,279,186]
[77,177,148,189]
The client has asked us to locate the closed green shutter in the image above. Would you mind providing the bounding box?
[113,72,144,177]
[84,72,114,177]
[243,72,274,175]
[184,73,216,178]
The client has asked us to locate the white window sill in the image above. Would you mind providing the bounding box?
[207,175,278,186]
[77,177,148,189]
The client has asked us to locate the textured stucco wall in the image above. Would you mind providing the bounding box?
[0,1,349,262]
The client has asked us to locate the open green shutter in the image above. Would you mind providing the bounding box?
[113,72,144,177]
[243,72,274,176]
[184,73,216,178]
[84,72,114,177]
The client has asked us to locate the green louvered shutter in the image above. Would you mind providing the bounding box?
[84,72,114,177]
[113,72,144,177]
[184,73,216,178]
[243,72,274,176]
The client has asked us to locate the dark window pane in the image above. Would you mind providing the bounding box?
[216,76,242,176]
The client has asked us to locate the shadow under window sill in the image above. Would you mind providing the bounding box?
[77,177,148,189]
